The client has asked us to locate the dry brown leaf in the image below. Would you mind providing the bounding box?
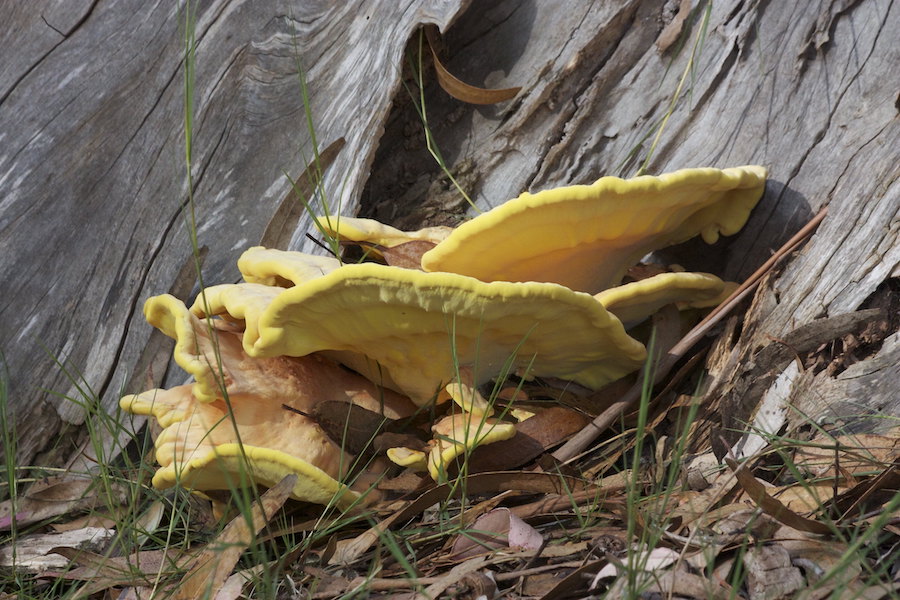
[215,565,266,600]
[775,526,858,587]
[0,475,127,530]
[537,558,606,600]
[380,240,436,269]
[592,546,680,583]
[520,571,570,596]
[773,483,849,513]
[644,569,732,600]
[424,25,520,105]
[48,513,119,532]
[795,430,900,478]
[42,547,189,583]
[175,474,296,600]
[466,405,590,472]
[668,463,741,529]
[727,458,832,534]
[330,471,585,565]
[287,400,391,456]
[423,556,492,599]
[511,489,625,522]
[450,507,543,559]
[831,461,900,521]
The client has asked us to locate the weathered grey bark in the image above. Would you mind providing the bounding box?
[1,0,897,471]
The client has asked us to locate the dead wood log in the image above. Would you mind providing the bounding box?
[0,0,896,473]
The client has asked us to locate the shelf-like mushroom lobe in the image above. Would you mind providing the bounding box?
[191,254,647,403]
[123,295,416,505]
[594,271,728,328]
[237,246,341,287]
[425,412,517,481]
[420,166,767,294]
[317,216,452,252]
[122,386,362,508]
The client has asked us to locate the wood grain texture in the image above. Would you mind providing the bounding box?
[1,0,897,469]
[0,0,469,467]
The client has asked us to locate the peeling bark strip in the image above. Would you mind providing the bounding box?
[1,0,898,471]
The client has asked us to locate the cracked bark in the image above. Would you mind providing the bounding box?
[1,0,897,474]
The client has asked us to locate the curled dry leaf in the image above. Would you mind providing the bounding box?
[727,458,832,534]
[466,405,590,472]
[450,507,543,559]
[0,475,128,531]
[424,25,521,105]
[380,239,437,268]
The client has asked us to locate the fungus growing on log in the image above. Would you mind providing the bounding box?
[594,271,729,328]
[191,252,647,402]
[123,163,767,499]
[384,371,518,479]
[121,295,415,505]
[318,216,452,253]
[420,165,767,293]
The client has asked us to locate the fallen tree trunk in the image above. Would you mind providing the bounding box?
[0,0,896,472]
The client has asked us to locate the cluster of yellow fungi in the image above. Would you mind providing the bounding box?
[121,165,767,506]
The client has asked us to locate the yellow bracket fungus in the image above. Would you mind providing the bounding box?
[317,216,452,256]
[421,165,767,293]
[125,163,766,499]
[122,386,362,508]
[237,246,340,287]
[122,295,415,505]
[426,412,517,481]
[594,271,728,327]
[191,250,647,403]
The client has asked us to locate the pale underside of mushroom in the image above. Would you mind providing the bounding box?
[122,294,416,505]
[122,386,366,508]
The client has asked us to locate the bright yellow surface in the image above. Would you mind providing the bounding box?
[196,256,647,402]
[421,166,767,293]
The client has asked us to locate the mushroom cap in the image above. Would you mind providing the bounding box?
[427,412,517,481]
[127,294,416,505]
[149,292,415,417]
[238,246,340,287]
[189,284,283,356]
[420,165,767,293]
[193,255,647,402]
[594,271,726,327]
[121,386,362,508]
[144,293,235,403]
[386,446,428,471]
[318,216,452,249]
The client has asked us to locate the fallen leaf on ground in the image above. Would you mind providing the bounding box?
[450,507,543,559]
[175,474,297,600]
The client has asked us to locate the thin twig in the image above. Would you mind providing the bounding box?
[551,207,829,464]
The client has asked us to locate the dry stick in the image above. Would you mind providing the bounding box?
[552,206,829,464]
